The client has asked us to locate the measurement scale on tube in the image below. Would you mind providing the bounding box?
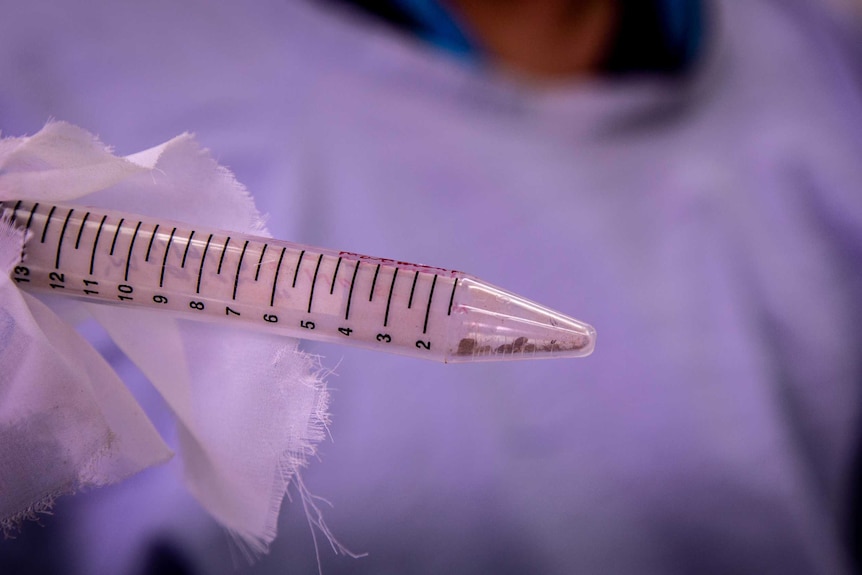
[2,200,595,362]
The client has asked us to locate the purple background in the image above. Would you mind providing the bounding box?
[2,1,862,573]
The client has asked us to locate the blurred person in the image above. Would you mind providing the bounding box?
[1,0,862,574]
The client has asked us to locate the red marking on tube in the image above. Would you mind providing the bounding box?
[339,252,460,277]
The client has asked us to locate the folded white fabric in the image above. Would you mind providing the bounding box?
[0,122,329,554]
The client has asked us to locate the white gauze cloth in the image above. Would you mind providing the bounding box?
[0,122,329,554]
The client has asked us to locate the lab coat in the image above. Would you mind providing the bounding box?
[1,0,861,573]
